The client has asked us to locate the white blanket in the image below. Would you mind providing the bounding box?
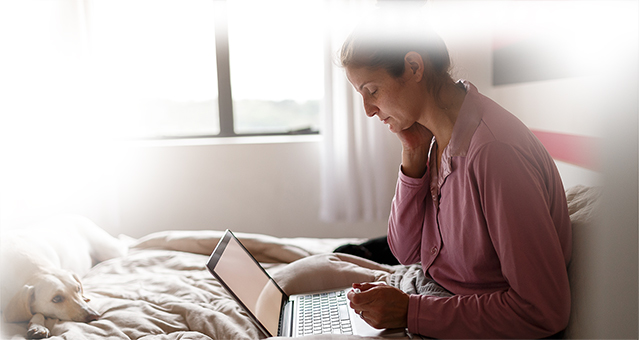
[1,232,401,339]
[0,185,601,339]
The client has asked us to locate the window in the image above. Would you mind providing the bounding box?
[87,0,324,139]
[89,0,221,138]
[227,0,324,136]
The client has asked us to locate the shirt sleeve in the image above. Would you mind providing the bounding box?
[387,165,431,265]
[407,142,571,338]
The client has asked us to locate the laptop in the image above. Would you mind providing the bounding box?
[206,229,407,338]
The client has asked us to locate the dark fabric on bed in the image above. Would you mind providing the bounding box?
[333,236,400,265]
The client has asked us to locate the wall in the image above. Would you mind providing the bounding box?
[113,137,394,239]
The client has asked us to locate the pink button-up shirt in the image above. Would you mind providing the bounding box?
[388,81,571,338]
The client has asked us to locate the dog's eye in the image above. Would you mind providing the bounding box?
[52,295,64,303]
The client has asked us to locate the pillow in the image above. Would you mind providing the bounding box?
[566,185,602,225]
[129,230,311,263]
[271,253,395,296]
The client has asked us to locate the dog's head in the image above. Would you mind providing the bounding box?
[4,269,99,323]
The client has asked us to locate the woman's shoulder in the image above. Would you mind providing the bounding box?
[455,82,552,166]
[458,81,534,147]
[466,119,555,182]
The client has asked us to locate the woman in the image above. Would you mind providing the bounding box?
[343,13,572,339]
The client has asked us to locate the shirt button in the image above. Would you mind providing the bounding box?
[431,247,438,255]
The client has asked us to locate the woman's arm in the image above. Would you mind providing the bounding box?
[387,123,434,264]
[407,142,571,338]
[387,172,429,265]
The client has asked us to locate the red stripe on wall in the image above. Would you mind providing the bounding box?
[531,130,599,170]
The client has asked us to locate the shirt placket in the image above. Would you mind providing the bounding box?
[428,143,454,263]
[424,144,440,266]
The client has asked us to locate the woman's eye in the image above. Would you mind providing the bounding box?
[52,295,64,303]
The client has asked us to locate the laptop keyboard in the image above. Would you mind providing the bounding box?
[297,290,354,336]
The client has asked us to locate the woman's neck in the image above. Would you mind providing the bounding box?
[418,80,466,151]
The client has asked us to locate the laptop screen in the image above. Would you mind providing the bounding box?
[208,231,284,336]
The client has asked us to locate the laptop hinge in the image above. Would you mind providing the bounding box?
[279,300,293,337]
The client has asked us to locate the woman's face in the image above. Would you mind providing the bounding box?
[345,65,423,133]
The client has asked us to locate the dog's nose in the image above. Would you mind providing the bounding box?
[85,312,99,322]
[84,308,100,322]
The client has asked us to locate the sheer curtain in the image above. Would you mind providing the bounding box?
[319,0,402,223]
[0,0,122,231]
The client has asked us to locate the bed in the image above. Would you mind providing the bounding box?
[0,184,601,340]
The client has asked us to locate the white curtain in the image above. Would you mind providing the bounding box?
[319,0,402,223]
[0,0,122,231]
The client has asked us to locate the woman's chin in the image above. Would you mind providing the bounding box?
[386,122,401,133]
[388,123,407,134]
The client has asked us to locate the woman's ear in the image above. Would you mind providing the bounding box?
[404,51,424,82]
[4,285,35,322]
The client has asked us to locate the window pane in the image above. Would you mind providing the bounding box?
[88,0,219,138]
[227,0,324,134]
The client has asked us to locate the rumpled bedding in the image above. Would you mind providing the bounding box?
[47,249,259,340]
[0,232,420,340]
[0,185,600,339]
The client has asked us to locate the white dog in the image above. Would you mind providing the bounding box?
[1,215,127,338]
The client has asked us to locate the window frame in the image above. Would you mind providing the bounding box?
[159,0,321,140]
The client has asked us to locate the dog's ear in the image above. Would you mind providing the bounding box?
[72,273,81,287]
[4,285,35,322]
[72,273,90,302]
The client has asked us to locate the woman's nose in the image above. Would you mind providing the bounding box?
[363,102,377,117]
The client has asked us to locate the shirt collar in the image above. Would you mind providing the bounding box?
[446,80,482,158]
[437,80,482,186]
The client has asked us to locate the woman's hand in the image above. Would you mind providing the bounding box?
[397,123,433,178]
[347,282,409,330]
[397,122,433,151]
